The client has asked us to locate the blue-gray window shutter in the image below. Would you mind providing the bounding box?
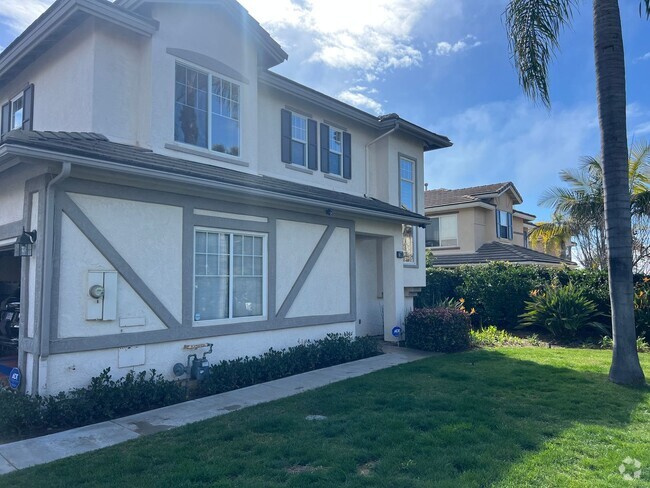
[307,118,317,170]
[342,132,351,179]
[320,123,330,173]
[1,103,9,136]
[22,84,34,131]
[281,109,291,163]
[508,212,513,240]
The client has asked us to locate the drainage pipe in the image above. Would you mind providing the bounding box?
[364,123,399,198]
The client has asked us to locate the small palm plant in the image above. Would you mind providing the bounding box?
[519,283,605,339]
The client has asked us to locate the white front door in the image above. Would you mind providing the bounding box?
[355,236,383,336]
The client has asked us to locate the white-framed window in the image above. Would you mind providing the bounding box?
[291,113,307,166]
[496,210,513,240]
[426,214,458,247]
[400,155,417,264]
[193,228,266,323]
[328,127,343,175]
[10,93,24,130]
[175,63,241,157]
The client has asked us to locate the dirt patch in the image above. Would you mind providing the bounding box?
[357,461,378,476]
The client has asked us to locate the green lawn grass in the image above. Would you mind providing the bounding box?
[2,348,649,487]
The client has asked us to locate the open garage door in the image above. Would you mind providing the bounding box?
[0,248,20,386]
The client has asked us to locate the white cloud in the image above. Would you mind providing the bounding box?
[240,0,435,75]
[634,121,650,137]
[425,99,600,219]
[434,35,481,56]
[638,52,650,61]
[337,86,383,114]
[0,0,51,34]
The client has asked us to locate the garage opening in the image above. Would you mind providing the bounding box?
[0,248,20,386]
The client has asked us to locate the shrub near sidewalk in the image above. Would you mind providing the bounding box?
[405,308,471,352]
[0,333,381,443]
[198,333,381,396]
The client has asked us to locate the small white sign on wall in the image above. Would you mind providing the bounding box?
[118,345,145,368]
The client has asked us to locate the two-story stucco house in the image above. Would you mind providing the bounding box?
[0,0,452,394]
[424,182,574,267]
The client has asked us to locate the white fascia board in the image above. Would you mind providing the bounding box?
[0,144,428,226]
[513,210,536,220]
[424,201,495,213]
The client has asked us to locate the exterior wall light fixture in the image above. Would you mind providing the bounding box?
[14,228,37,258]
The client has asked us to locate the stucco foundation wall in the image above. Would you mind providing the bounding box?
[43,321,354,394]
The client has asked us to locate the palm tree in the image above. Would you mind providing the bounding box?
[505,0,649,385]
[533,144,650,270]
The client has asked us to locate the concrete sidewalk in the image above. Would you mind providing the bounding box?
[0,345,432,474]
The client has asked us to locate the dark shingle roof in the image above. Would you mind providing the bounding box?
[429,241,574,267]
[0,130,428,224]
[424,182,512,208]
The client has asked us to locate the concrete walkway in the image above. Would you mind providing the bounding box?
[0,345,432,474]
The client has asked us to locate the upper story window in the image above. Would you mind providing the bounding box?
[496,210,513,240]
[291,114,307,166]
[400,156,415,212]
[328,128,343,176]
[320,123,351,179]
[194,228,266,322]
[427,214,458,248]
[174,63,240,157]
[400,155,417,265]
[1,84,34,135]
[281,109,317,170]
[10,94,23,130]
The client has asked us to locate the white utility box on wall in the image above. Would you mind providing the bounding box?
[86,271,117,321]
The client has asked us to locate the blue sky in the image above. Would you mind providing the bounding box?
[1,0,649,220]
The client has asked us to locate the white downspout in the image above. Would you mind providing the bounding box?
[365,123,399,198]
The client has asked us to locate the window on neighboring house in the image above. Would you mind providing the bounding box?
[194,229,266,322]
[496,210,513,240]
[320,123,351,179]
[523,228,529,248]
[400,155,417,264]
[426,214,458,247]
[281,109,317,170]
[1,84,34,135]
[175,63,240,157]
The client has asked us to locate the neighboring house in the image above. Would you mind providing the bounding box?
[424,182,574,267]
[0,0,451,394]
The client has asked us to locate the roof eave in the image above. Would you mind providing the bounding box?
[0,142,428,226]
[0,0,159,87]
[425,201,495,212]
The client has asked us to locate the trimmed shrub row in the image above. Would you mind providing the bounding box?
[0,333,381,441]
[198,333,381,396]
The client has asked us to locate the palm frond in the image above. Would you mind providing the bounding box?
[505,0,578,107]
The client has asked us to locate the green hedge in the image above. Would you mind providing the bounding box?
[415,263,650,338]
[1,333,381,442]
[405,307,471,352]
[198,333,381,396]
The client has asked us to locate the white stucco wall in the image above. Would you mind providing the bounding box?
[287,227,350,318]
[275,219,326,310]
[43,321,355,394]
[68,193,183,322]
[57,214,168,337]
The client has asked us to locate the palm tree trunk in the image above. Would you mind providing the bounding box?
[593,0,645,384]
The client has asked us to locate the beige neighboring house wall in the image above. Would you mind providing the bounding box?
[424,182,574,267]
